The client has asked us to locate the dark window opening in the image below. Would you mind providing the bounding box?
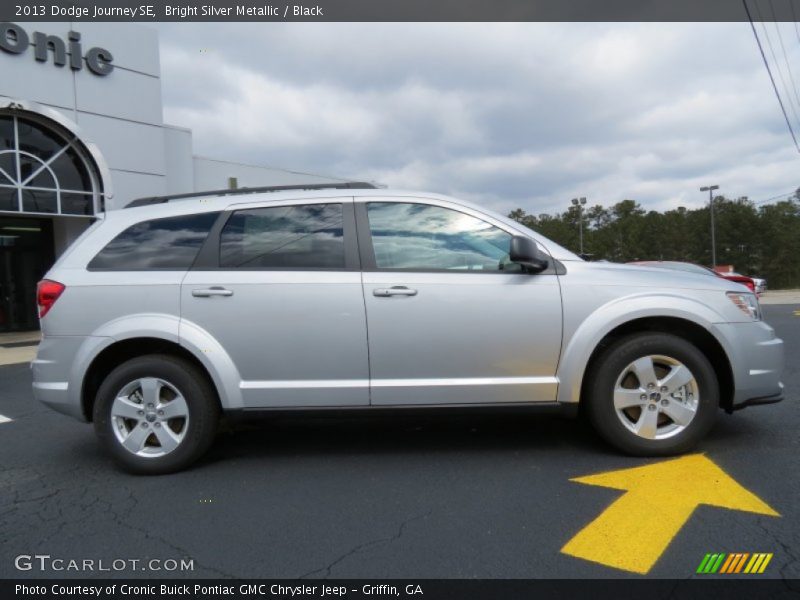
[89,212,220,270]
[220,204,345,270]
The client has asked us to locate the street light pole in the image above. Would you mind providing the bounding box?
[571,197,587,256]
[699,185,720,267]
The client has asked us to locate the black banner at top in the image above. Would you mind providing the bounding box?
[2,0,800,22]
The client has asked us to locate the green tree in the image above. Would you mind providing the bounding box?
[758,199,800,288]
[508,194,800,288]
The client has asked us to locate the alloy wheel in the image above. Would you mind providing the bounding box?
[612,354,700,440]
[110,377,190,457]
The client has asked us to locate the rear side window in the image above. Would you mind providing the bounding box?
[219,203,344,269]
[88,212,220,270]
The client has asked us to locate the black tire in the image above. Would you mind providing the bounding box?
[93,354,220,474]
[585,332,719,456]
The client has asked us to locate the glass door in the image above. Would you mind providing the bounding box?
[0,217,54,332]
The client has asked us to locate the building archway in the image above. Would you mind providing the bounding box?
[0,108,106,216]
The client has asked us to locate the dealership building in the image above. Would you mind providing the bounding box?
[0,20,350,332]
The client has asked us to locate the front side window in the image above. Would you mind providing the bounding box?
[366,202,517,271]
[219,203,344,269]
[88,212,219,270]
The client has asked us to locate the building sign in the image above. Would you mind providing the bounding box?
[0,22,113,76]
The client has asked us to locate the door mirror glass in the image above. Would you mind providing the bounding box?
[509,236,549,273]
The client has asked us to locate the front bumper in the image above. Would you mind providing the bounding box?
[730,387,784,411]
[712,320,785,411]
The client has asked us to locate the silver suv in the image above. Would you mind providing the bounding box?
[32,185,785,473]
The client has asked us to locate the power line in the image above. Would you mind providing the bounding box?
[767,0,800,115]
[742,0,800,153]
[754,0,800,130]
[753,188,798,205]
[791,0,800,47]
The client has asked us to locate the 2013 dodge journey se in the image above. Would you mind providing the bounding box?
[32,184,785,473]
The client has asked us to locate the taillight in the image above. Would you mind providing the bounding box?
[37,279,65,319]
[745,280,755,292]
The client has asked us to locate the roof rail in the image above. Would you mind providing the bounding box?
[124,181,378,208]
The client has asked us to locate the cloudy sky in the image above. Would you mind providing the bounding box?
[153,22,800,216]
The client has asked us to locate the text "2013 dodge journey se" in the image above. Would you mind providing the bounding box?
[32,183,784,473]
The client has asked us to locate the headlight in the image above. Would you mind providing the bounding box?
[727,292,761,320]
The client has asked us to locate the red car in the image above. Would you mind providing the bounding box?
[628,261,757,293]
[716,272,757,293]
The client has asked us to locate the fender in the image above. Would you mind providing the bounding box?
[178,318,244,410]
[69,313,243,414]
[556,293,734,405]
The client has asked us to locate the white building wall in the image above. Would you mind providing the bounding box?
[75,113,166,178]
[0,35,76,112]
[52,217,91,256]
[163,125,195,194]
[72,23,166,210]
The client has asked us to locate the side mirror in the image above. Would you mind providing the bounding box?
[509,236,549,273]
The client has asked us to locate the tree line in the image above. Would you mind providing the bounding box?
[508,189,800,289]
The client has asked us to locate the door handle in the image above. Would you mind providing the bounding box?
[192,287,234,298]
[373,286,418,297]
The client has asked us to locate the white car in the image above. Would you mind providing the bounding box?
[31,184,785,473]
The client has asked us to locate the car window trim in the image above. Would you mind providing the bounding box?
[191,199,360,271]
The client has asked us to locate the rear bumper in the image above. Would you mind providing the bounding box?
[31,334,106,422]
[32,380,82,420]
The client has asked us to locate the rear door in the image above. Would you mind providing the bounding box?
[180,197,370,408]
[357,198,563,406]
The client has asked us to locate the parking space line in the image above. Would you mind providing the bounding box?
[0,415,12,424]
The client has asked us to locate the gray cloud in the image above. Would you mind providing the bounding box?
[153,22,800,216]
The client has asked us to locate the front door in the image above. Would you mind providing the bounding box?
[181,199,370,408]
[357,200,563,406]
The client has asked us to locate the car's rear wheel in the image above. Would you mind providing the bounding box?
[585,332,719,456]
[93,354,219,474]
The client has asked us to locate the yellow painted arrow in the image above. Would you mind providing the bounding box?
[561,454,779,574]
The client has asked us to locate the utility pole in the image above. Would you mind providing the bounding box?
[571,197,587,256]
[699,185,719,267]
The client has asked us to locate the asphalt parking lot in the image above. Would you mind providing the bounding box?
[0,305,797,581]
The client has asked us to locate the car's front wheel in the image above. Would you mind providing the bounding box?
[585,332,719,456]
[93,354,220,474]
